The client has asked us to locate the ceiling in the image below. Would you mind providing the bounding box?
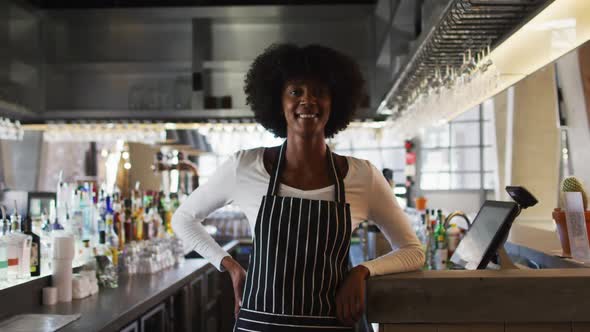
[26,0,377,9]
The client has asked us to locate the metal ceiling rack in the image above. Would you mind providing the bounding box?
[380,0,552,116]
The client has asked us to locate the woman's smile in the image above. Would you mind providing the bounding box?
[283,79,331,136]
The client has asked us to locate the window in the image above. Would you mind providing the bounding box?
[198,125,407,186]
[331,127,405,184]
[198,127,283,184]
[420,103,497,190]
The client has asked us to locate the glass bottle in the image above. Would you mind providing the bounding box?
[23,216,41,277]
[112,200,125,251]
[0,228,7,283]
[105,213,119,267]
[124,199,133,244]
[40,212,53,275]
[434,209,448,270]
[94,230,118,288]
[0,205,8,282]
[5,204,32,280]
[143,207,153,241]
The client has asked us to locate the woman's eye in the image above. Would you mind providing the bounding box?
[289,89,302,97]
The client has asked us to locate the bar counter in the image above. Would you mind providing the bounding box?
[0,240,240,332]
[36,258,211,332]
[360,225,590,332]
[367,268,590,331]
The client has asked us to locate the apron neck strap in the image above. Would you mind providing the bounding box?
[267,141,346,203]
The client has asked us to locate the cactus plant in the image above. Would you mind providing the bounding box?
[560,176,588,210]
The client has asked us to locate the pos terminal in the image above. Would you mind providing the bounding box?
[450,186,538,270]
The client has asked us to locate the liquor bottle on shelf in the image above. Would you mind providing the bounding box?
[132,192,144,241]
[104,213,119,267]
[142,207,153,241]
[434,209,448,270]
[52,214,65,231]
[23,216,41,277]
[79,189,92,241]
[153,207,165,239]
[39,211,53,275]
[5,202,32,280]
[123,199,133,244]
[112,200,125,251]
[0,210,7,282]
[71,192,84,239]
[94,230,118,288]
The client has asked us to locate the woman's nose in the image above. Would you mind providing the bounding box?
[301,89,317,104]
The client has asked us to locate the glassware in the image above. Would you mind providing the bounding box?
[5,203,32,280]
[0,236,7,283]
[0,118,23,141]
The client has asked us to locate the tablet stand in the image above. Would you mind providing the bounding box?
[495,186,539,270]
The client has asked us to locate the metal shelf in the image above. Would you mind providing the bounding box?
[35,108,255,122]
[49,61,192,75]
[379,0,552,115]
[0,98,36,120]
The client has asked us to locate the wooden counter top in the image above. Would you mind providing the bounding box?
[0,240,239,332]
[366,268,590,324]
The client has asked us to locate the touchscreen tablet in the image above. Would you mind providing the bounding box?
[450,201,519,270]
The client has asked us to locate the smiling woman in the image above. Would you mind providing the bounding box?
[172,43,424,331]
[243,43,365,138]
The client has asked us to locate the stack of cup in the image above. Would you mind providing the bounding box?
[72,274,90,299]
[42,286,58,306]
[52,234,75,302]
[79,270,99,295]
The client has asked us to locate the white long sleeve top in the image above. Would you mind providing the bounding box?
[171,147,425,276]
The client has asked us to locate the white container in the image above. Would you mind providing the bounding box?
[53,234,75,260]
[72,274,90,299]
[52,233,75,302]
[52,258,73,302]
[42,286,58,305]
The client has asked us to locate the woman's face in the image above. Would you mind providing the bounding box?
[282,79,331,138]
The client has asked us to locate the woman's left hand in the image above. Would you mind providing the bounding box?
[335,265,370,326]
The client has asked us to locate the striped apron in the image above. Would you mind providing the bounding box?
[234,142,354,332]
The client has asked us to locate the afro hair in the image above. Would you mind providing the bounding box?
[244,43,365,138]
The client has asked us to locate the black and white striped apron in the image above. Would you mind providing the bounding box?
[234,142,354,332]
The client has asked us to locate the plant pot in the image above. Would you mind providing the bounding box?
[552,208,590,257]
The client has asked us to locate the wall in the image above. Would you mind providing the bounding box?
[36,139,91,192]
[128,142,161,194]
[556,48,590,188]
[0,131,43,191]
[493,89,509,201]
[510,65,560,224]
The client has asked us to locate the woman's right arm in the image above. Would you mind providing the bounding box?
[172,152,248,317]
[171,153,239,272]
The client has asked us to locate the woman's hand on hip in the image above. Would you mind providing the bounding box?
[335,265,370,326]
[222,256,247,319]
